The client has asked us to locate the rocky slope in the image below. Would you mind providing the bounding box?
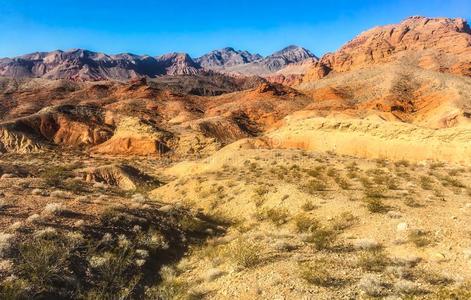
[198,45,317,75]
[0,49,202,81]
[195,47,262,69]
[301,16,471,81]
[297,62,471,128]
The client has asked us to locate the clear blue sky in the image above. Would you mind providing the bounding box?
[0,0,470,58]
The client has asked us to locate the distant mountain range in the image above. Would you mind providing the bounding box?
[1,16,470,82]
[0,46,316,81]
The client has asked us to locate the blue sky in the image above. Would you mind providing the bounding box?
[0,0,470,58]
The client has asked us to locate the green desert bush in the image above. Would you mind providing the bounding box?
[16,233,73,292]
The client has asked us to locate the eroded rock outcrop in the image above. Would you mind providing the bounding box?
[0,105,112,153]
[92,117,172,156]
[80,164,160,190]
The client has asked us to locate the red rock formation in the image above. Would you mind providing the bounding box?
[303,16,471,81]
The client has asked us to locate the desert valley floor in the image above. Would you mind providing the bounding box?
[0,16,471,300]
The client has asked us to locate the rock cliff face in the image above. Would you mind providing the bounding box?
[0,49,202,81]
[302,16,471,81]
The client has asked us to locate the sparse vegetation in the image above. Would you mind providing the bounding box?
[357,249,390,272]
[228,238,262,268]
[294,214,320,233]
[408,230,432,247]
[364,197,389,213]
[331,212,358,231]
[303,179,328,193]
[299,259,338,287]
[301,201,317,211]
[304,228,338,250]
[420,175,435,190]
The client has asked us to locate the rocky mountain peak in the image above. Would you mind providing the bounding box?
[196,48,263,69]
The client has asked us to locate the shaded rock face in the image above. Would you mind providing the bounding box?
[195,47,263,69]
[303,16,471,81]
[0,49,202,81]
[80,164,160,191]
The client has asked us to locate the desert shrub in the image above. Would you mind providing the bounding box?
[404,196,422,208]
[408,230,432,248]
[448,168,465,176]
[252,194,265,207]
[386,177,400,190]
[331,212,358,231]
[42,203,67,216]
[393,279,423,296]
[430,162,445,170]
[345,161,358,171]
[438,175,466,188]
[306,166,325,178]
[263,208,290,226]
[435,282,471,300]
[420,176,435,190]
[303,179,328,193]
[254,185,269,196]
[0,233,14,257]
[334,176,351,190]
[299,259,337,287]
[40,165,74,187]
[417,269,454,286]
[326,168,339,177]
[15,233,74,295]
[395,160,410,168]
[359,177,373,189]
[375,158,388,167]
[179,215,210,233]
[0,278,28,299]
[364,197,389,214]
[304,228,337,250]
[358,274,388,297]
[301,201,317,211]
[144,266,188,300]
[294,214,320,233]
[364,186,386,198]
[357,249,390,272]
[86,243,141,299]
[228,238,261,268]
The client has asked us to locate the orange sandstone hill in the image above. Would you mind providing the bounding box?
[302,16,471,81]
